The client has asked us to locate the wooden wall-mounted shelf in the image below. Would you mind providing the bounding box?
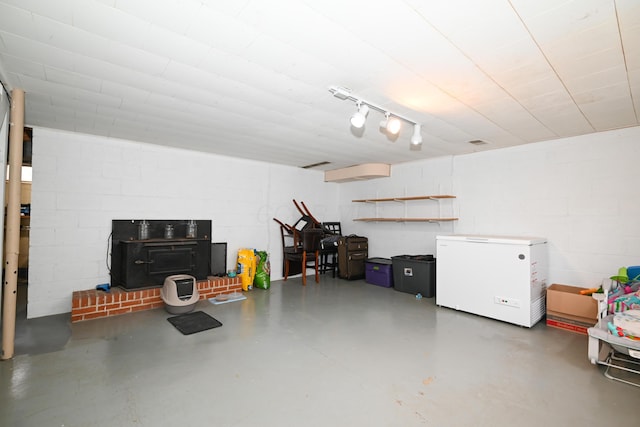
[352,195,457,223]
[352,195,456,203]
[354,217,458,222]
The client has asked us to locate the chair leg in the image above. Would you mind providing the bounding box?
[332,253,337,278]
[284,258,289,281]
[320,252,328,275]
[314,250,319,283]
[302,252,307,286]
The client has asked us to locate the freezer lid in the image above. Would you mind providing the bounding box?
[436,234,547,245]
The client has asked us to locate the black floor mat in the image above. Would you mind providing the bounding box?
[167,311,222,335]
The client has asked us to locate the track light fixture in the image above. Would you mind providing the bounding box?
[350,103,369,128]
[411,124,422,146]
[329,86,422,149]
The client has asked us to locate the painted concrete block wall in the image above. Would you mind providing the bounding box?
[339,126,640,289]
[452,126,640,287]
[28,127,338,318]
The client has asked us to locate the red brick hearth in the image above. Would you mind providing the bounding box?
[71,277,242,322]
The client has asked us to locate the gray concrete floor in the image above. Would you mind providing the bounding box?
[1,277,638,427]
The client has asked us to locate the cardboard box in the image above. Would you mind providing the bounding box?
[545,314,593,335]
[546,284,598,332]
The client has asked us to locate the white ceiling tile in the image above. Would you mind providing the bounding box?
[556,47,623,77]
[18,74,121,109]
[44,66,103,92]
[502,71,565,100]
[0,3,34,36]
[114,0,202,34]
[464,38,543,84]
[72,58,141,93]
[160,61,242,99]
[409,0,526,50]
[621,26,640,71]
[509,0,573,18]
[0,33,74,73]
[23,108,57,127]
[139,27,210,68]
[473,96,555,138]
[516,0,615,44]
[563,65,628,93]
[72,1,152,45]
[49,95,98,114]
[29,15,111,60]
[614,0,640,27]
[0,53,45,79]
[525,103,594,136]
[573,82,632,104]
[545,26,622,65]
[93,0,116,7]
[580,97,637,130]
[23,91,51,104]
[1,0,74,24]
[199,0,251,16]
[197,42,332,99]
[96,104,139,121]
[629,68,640,91]
[101,40,170,77]
[521,89,576,113]
[100,80,150,104]
[185,6,258,53]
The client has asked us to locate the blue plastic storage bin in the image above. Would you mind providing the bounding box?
[365,258,393,288]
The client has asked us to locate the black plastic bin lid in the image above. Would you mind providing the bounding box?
[366,257,392,265]
[391,255,435,261]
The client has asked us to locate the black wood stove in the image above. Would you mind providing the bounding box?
[110,219,212,290]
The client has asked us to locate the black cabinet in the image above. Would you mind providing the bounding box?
[111,220,212,290]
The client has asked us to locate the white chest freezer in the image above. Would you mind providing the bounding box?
[436,235,548,327]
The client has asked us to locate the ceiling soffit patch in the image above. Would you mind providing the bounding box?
[300,161,331,169]
[324,163,391,183]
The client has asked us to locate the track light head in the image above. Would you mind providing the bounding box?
[379,113,401,135]
[350,103,369,128]
[410,124,422,146]
[386,116,401,135]
[379,113,389,130]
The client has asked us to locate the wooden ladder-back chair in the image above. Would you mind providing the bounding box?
[319,222,342,277]
[295,200,320,222]
[273,217,302,277]
[282,228,323,285]
[273,200,325,284]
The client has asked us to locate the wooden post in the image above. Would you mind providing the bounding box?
[2,88,24,360]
